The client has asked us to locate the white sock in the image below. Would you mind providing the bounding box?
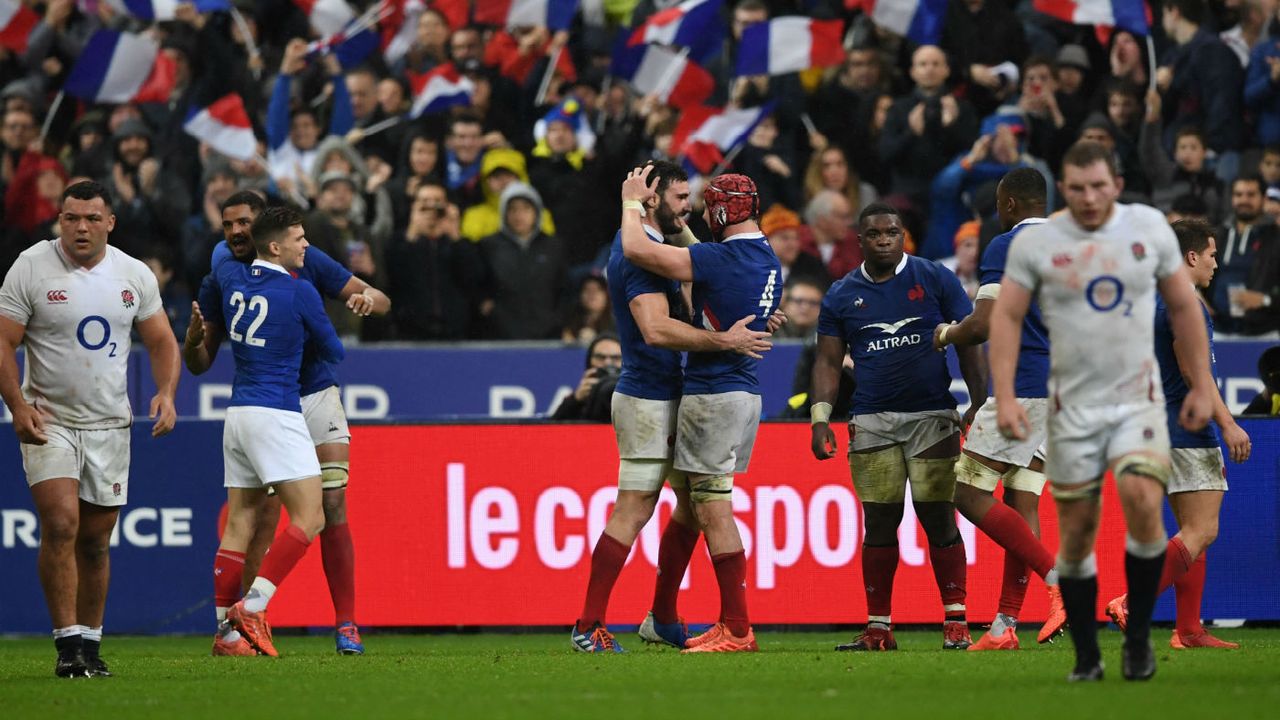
[216,607,228,623]
[990,613,1017,635]
[1045,568,1059,586]
[82,626,103,643]
[242,577,278,613]
[53,625,86,640]
[868,616,891,628]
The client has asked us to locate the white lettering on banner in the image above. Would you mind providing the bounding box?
[547,386,573,415]
[756,486,804,589]
[97,508,195,547]
[490,385,536,417]
[1225,378,1265,415]
[199,384,233,419]
[344,385,389,419]
[447,463,466,568]
[469,487,520,569]
[160,508,193,547]
[3,509,39,548]
[534,488,585,569]
[808,486,858,567]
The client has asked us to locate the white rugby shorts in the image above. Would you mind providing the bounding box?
[963,398,1049,468]
[223,406,322,489]
[1168,447,1228,494]
[301,385,351,446]
[849,409,962,457]
[21,424,131,507]
[1046,402,1170,487]
[611,392,678,460]
[673,391,762,476]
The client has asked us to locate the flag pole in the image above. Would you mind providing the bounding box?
[535,44,563,107]
[655,46,691,101]
[230,7,262,81]
[39,91,65,145]
[1145,35,1158,94]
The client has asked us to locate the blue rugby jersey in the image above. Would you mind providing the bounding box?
[980,219,1051,398]
[607,226,684,400]
[217,260,344,411]
[1154,295,1221,449]
[818,255,972,414]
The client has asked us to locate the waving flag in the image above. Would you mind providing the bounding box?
[474,0,580,31]
[184,93,257,161]
[611,43,714,109]
[0,0,40,54]
[63,31,177,104]
[1033,0,1150,35]
[736,18,843,76]
[672,103,775,173]
[294,0,356,37]
[409,63,474,117]
[846,0,947,45]
[627,0,724,64]
[113,0,230,20]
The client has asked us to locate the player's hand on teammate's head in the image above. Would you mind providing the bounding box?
[149,393,177,438]
[621,165,657,204]
[725,315,772,359]
[1221,421,1251,464]
[11,403,49,445]
[810,423,837,460]
[766,309,787,334]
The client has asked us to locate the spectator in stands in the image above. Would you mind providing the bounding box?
[346,66,402,163]
[804,144,877,216]
[1213,176,1280,335]
[180,157,240,291]
[140,247,191,340]
[1016,56,1070,174]
[311,135,394,248]
[776,277,825,340]
[1107,32,1148,90]
[529,99,611,266]
[1245,30,1280,148]
[478,182,567,340]
[737,113,800,213]
[393,8,450,76]
[799,190,863,282]
[1267,187,1280,222]
[99,118,191,259]
[463,147,555,243]
[1141,91,1223,222]
[306,171,384,339]
[444,113,488,209]
[385,182,484,340]
[561,275,614,344]
[940,0,1029,118]
[761,205,825,285]
[1261,146,1280,189]
[265,40,353,203]
[809,44,888,191]
[1,107,40,192]
[386,131,442,233]
[550,333,622,422]
[1159,0,1245,181]
[1221,0,1271,67]
[1055,43,1094,135]
[3,138,65,242]
[1242,346,1280,414]
[1105,80,1146,192]
[880,44,979,213]
[941,220,981,299]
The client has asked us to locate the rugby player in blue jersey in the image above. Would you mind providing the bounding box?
[810,202,987,651]
[184,191,389,656]
[616,165,783,653]
[572,161,774,653]
[210,206,345,657]
[1104,219,1250,650]
[932,168,1066,650]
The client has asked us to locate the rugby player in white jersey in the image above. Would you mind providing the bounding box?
[988,141,1216,682]
[0,181,180,677]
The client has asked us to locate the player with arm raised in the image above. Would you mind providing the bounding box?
[212,206,346,658]
[1104,219,1251,650]
[571,160,773,653]
[619,166,782,653]
[932,168,1066,650]
[988,141,1216,682]
[185,190,389,656]
[0,181,179,677]
[810,202,986,652]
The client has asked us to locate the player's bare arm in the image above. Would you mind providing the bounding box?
[808,334,845,460]
[630,293,771,358]
[934,297,995,350]
[619,165,695,282]
[1158,269,1216,432]
[1168,312,1251,463]
[0,314,46,445]
[955,342,989,427]
[137,310,180,438]
[338,276,391,317]
[988,277,1033,440]
[182,301,226,375]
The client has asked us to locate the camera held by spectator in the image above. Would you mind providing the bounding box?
[551,334,622,422]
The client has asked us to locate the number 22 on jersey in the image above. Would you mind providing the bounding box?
[228,291,269,347]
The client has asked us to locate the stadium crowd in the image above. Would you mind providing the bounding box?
[2,0,1280,342]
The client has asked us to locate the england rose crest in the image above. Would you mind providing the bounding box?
[1131,242,1146,261]
[121,289,135,308]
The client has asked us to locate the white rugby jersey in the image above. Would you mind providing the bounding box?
[1004,203,1183,407]
[0,240,161,429]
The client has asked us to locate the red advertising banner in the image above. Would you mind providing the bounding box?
[269,424,1131,627]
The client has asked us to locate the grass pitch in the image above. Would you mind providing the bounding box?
[1,628,1276,720]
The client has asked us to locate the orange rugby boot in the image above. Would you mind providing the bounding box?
[681,625,758,653]
[1038,585,1068,643]
[1105,594,1129,632]
[835,625,898,651]
[968,626,1020,651]
[684,623,726,650]
[211,632,257,657]
[228,601,278,658]
[1171,630,1239,649]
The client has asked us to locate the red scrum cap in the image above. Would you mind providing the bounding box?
[703,174,759,236]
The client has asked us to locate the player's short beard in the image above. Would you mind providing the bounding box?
[652,198,684,235]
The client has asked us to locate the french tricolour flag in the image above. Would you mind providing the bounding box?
[184,93,257,161]
[408,64,474,118]
[736,18,843,77]
[114,0,230,20]
[1034,0,1150,35]
[846,0,947,45]
[611,43,713,109]
[0,0,39,54]
[474,0,580,31]
[294,0,356,38]
[672,102,775,173]
[627,0,723,64]
[63,31,177,104]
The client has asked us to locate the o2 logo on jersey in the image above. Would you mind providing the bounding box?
[46,290,68,304]
[1085,275,1133,316]
[121,289,135,309]
[76,316,118,357]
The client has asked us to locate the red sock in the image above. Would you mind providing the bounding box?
[214,549,246,610]
[1158,536,1195,591]
[997,551,1031,618]
[929,540,968,618]
[862,545,899,619]
[321,522,357,625]
[1173,550,1207,635]
[711,551,750,637]
[651,519,700,625]
[975,502,1055,577]
[578,532,630,632]
[258,524,313,588]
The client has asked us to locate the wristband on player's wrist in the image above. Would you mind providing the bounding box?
[622,200,646,216]
[810,401,832,425]
[939,324,953,345]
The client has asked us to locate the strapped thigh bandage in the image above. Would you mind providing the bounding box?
[907,456,959,502]
[850,446,908,503]
[320,461,350,490]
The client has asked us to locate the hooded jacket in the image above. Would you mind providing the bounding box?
[478,182,567,339]
[460,148,556,242]
[310,136,394,247]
